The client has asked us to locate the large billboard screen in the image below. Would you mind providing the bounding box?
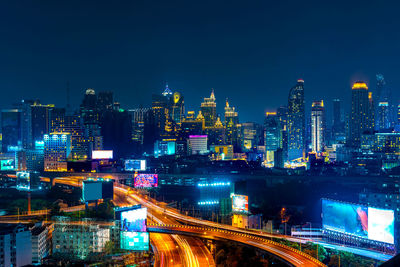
[121,207,147,232]
[134,174,158,188]
[0,159,15,170]
[322,199,395,244]
[82,181,103,201]
[120,232,149,251]
[16,171,30,190]
[125,160,146,171]
[368,207,395,244]
[92,150,113,159]
[232,194,249,213]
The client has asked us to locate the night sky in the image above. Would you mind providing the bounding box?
[1,0,400,123]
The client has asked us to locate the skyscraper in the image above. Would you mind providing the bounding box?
[377,102,390,130]
[348,81,374,148]
[311,100,325,153]
[264,112,281,163]
[224,99,239,148]
[170,92,184,124]
[200,89,217,128]
[1,109,22,152]
[44,133,71,172]
[287,79,305,160]
[375,74,395,129]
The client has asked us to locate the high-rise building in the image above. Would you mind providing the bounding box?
[44,133,72,172]
[1,109,22,152]
[377,102,390,130]
[276,106,288,159]
[97,91,114,111]
[31,102,53,145]
[264,112,281,163]
[187,135,208,155]
[200,89,217,128]
[50,108,88,160]
[170,92,185,124]
[375,74,395,129]
[0,224,32,267]
[348,81,374,148]
[287,79,305,160]
[52,218,110,260]
[311,100,325,153]
[224,99,239,148]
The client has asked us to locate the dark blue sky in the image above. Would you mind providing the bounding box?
[1,0,399,123]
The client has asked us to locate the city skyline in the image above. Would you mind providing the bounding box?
[1,1,400,122]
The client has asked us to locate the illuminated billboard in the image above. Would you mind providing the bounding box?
[125,160,146,171]
[16,171,40,191]
[120,207,147,232]
[232,194,248,213]
[82,180,114,201]
[322,199,395,244]
[0,159,15,170]
[92,150,113,159]
[16,171,30,190]
[120,232,149,251]
[368,207,394,244]
[134,174,158,188]
[322,199,368,239]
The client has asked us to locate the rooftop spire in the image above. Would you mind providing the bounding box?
[162,81,173,96]
[210,88,215,100]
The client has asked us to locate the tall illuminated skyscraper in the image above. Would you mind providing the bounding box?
[377,101,390,130]
[224,99,239,148]
[200,89,217,128]
[287,79,305,160]
[311,100,325,153]
[348,81,374,148]
[375,74,395,129]
[264,112,281,163]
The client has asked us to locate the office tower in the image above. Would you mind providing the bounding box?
[100,109,133,158]
[332,99,342,127]
[200,89,217,127]
[0,224,32,267]
[50,108,88,160]
[276,106,288,159]
[375,74,395,129]
[224,99,239,148]
[170,92,185,124]
[264,112,281,163]
[348,81,374,148]
[180,112,204,137]
[207,117,225,145]
[97,91,114,111]
[44,133,72,172]
[287,79,305,160]
[187,135,208,155]
[377,102,390,130]
[1,109,22,152]
[311,100,325,153]
[80,88,98,124]
[241,122,261,152]
[31,101,53,145]
[152,85,170,135]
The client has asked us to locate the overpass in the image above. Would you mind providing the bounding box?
[3,174,326,266]
[147,224,324,267]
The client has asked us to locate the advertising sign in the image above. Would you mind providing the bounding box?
[120,232,149,251]
[322,199,395,244]
[0,159,15,170]
[120,207,147,232]
[92,150,113,159]
[232,194,249,213]
[134,174,158,188]
[125,160,146,171]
